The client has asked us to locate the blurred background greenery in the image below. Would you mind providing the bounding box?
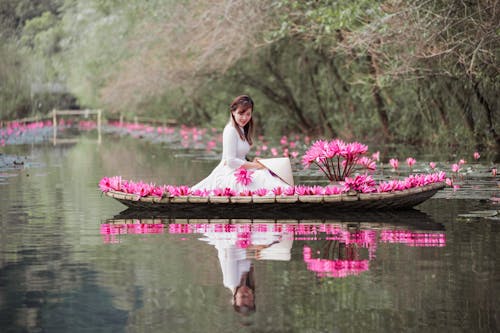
[0,0,498,151]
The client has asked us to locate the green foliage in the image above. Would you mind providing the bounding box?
[0,0,497,150]
[0,40,31,119]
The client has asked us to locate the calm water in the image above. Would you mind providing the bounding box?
[1,134,499,332]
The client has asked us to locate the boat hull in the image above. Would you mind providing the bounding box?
[104,182,445,216]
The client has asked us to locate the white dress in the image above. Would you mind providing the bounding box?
[192,124,290,192]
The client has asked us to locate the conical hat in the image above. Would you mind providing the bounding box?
[257,157,294,186]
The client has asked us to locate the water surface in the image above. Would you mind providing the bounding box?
[1,134,499,332]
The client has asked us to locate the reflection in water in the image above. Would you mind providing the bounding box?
[101,220,446,283]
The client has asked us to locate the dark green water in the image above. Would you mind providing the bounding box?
[1,135,499,332]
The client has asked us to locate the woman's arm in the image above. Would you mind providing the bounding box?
[223,126,263,169]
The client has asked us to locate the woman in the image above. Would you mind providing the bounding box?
[192,95,289,192]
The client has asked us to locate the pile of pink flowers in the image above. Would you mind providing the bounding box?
[99,171,446,198]
[302,139,376,181]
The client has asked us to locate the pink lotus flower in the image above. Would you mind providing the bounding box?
[192,189,210,196]
[291,151,299,159]
[212,187,236,196]
[151,185,166,198]
[324,186,343,195]
[458,159,466,165]
[343,175,376,192]
[406,157,416,168]
[280,136,288,146]
[301,139,370,181]
[473,152,480,160]
[283,187,296,196]
[389,158,399,170]
[99,177,112,192]
[492,168,497,177]
[168,185,191,196]
[271,148,278,156]
[255,188,269,196]
[272,187,284,195]
[451,163,460,173]
[238,190,253,196]
[294,185,310,195]
[371,151,380,162]
[429,162,436,170]
[357,157,377,171]
[234,167,254,186]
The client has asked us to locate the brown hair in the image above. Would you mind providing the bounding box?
[233,265,256,314]
[229,95,254,145]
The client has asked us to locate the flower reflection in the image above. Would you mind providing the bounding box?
[380,230,446,247]
[100,221,447,280]
[100,222,164,243]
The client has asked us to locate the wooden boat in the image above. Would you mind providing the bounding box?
[104,182,445,216]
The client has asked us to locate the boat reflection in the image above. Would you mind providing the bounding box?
[101,211,446,280]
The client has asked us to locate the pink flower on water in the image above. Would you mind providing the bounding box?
[389,158,399,170]
[406,157,416,168]
[280,136,288,146]
[371,151,380,162]
[473,152,480,160]
[451,163,460,173]
[291,151,299,159]
[492,168,497,177]
[458,159,466,165]
[429,162,436,170]
[357,157,377,171]
[271,148,278,156]
[234,167,254,186]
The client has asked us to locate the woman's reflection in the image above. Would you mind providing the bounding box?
[200,227,293,314]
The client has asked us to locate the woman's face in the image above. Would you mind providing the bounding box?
[235,285,254,308]
[232,107,252,128]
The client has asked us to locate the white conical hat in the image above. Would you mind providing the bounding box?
[257,157,294,186]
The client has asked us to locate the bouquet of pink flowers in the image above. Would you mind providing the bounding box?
[301,139,376,181]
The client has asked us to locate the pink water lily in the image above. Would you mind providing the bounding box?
[429,162,436,170]
[473,152,480,160]
[389,158,399,170]
[99,177,112,192]
[406,157,416,168]
[255,188,269,196]
[301,139,371,181]
[272,187,284,195]
[234,167,254,186]
[192,189,210,197]
[212,187,236,196]
[238,190,253,196]
[451,163,460,173]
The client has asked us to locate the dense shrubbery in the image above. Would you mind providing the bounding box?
[1,0,498,153]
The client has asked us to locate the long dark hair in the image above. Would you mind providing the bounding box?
[229,95,254,145]
[233,265,256,314]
